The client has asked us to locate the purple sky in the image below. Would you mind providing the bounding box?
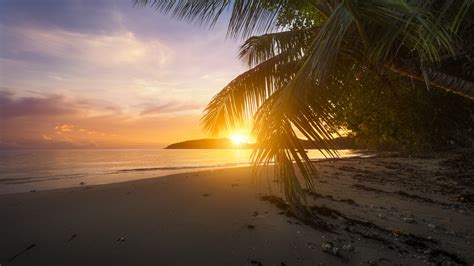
[0,0,247,148]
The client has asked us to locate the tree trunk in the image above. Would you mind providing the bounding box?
[385,61,474,100]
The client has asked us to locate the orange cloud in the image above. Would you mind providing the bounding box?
[2,91,206,149]
[52,124,118,138]
[55,124,75,133]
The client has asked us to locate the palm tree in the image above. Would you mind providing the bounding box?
[136,0,473,214]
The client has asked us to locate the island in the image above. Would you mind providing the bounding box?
[165,138,255,149]
[165,137,355,149]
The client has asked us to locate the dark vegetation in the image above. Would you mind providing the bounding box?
[330,66,474,152]
[273,1,474,152]
[165,138,252,149]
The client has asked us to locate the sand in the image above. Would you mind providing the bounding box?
[1,150,473,265]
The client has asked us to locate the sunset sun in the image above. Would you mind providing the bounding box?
[229,133,249,145]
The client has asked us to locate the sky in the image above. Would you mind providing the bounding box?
[0,0,248,149]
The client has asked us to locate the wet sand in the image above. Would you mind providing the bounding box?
[1,150,473,265]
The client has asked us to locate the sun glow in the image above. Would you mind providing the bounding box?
[229,133,250,145]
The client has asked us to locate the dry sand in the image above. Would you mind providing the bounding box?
[1,150,473,265]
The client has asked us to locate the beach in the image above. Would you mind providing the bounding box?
[1,150,473,265]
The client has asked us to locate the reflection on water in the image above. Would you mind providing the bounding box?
[0,149,359,194]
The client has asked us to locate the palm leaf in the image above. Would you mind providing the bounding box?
[134,0,290,38]
[239,28,317,67]
[201,50,299,135]
[251,78,342,211]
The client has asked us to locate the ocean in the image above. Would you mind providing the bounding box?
[0,149,359,194]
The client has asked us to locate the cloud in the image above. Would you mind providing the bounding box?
[51,124,118,138]
[0,89,121,120]
[0,140,21,149]
[0,0,124,35]
[0,90,77,119]
[0,2,244,113]
[3,26,172,71]
[55,124,75,133]
[140,101,203,115]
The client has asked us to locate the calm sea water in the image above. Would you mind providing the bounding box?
[0,149,359,194]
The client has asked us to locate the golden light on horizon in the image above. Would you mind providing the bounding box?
[229,133,250,145]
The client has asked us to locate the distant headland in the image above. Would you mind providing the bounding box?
[165,138,254,149]
[165,137,355,149]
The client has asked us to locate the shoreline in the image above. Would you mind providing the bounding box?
[0,150,369,196]
[1,150,473,264]
[0,165,250,196]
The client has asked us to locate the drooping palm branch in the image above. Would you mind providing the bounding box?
[202,28,316,134]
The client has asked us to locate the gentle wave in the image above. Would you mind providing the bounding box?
[0,163,250,186]
[0,173,85,185]
[116,162,249,172]
[0,149,361,194]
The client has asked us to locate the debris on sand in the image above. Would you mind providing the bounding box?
[116,236,126,243]
[321,241,333,252]
[67,234,77,242]
[342,243,354,252]
[7,243,36,262]
[428,223,438,230]
[321,241,339,256]
[261,191,469,265]
[455,193,474,203]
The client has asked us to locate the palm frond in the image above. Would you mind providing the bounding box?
[299,3,354,83]
[251,80,341,211]
[201,51,299,135]
[239,28,317,67]
[251,92,315,211]
[133,0,290,38]
[133,0,230,26]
